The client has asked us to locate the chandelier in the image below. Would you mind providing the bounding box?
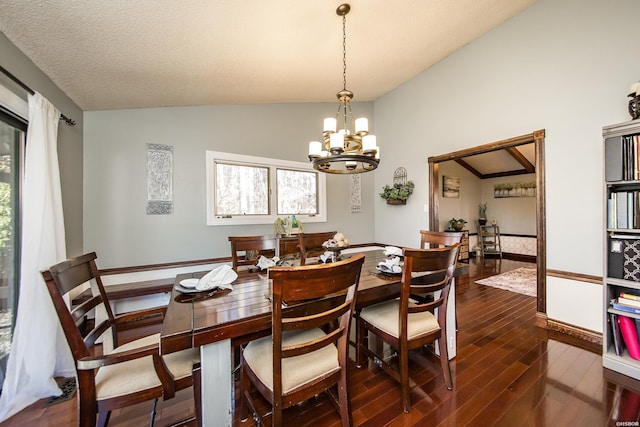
[307,3,379,174]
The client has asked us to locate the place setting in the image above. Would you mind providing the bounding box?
[174,264,237,303]
[374,246,404,278]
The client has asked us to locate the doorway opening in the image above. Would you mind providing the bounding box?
[428,130,546,316]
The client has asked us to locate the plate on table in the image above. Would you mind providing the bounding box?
[375,265,402,276]
[175,284,208,294]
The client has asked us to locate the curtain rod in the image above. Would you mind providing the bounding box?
[0,64,76,127]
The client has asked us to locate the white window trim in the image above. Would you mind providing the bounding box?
[206,151,327,226]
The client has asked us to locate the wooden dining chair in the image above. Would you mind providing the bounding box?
[355,244,460,412]
[239,253,365,426]
[297,231,336,265]
[420,229,463,329]
[228,234,280,271]
[420,229,463,249]
[41,252,200,427]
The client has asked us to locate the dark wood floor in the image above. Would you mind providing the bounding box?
[3,256,640,426]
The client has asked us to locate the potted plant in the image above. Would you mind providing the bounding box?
[478,203,487,225]
[447,218,467,231]
[379,180,415,205]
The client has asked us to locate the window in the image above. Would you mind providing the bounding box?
[0,109,24,387]
[207,151,326,226]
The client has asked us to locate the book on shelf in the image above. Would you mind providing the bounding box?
[618,296,640,308]
[619,315,640,360]
[606,135,623,181]
[616,191,628,229]
[608,196,616,228]
[611,299,640,314]
[620,292,640,301]
[610,312,624,356]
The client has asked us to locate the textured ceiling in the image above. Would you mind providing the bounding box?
[0,0,535,111]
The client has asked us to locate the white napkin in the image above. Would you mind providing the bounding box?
[180,265,237,291]
[319,251,334,263]
[256,255,279,270]
[377,256,403,273]
[383,246,403,257]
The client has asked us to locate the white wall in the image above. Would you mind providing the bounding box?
[437,161,481,232]
[373,0,640,332]
[84,102,376,268]
[480,174,536,236]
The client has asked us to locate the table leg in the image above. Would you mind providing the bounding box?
[200,339,232,427]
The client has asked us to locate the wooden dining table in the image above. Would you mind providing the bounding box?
[159,248,467,426]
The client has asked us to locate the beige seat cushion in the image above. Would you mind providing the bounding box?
[360,300,440,340]
[94,333,199,400]
[243,328,340,394]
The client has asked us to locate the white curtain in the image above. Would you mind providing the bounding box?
[0,92,74,422]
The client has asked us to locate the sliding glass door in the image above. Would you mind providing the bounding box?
[0,111,24,388]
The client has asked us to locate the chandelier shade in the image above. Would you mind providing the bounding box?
[307,3,379,174]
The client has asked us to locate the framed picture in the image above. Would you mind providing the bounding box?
[494,181,536,198]
[442,176,460,198]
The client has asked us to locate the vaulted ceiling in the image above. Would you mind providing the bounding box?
[0,0,536,111]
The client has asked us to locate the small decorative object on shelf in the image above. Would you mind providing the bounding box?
[380,167,414,205]
[273,216,303,236]
[478,203,487,225]
[629,81,640,120]
[447,218,467,231]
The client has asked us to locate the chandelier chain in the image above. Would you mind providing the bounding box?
[342,13,347,91]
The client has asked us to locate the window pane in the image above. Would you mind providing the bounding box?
[215,162,269,215]
[0,115,22,388]
[277,169,318,215]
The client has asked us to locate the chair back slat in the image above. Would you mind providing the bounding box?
[297,231,336,265]
[282,327,343,358]
[70,295,104,324]
[229,234,280,270]
[282,299,351,331]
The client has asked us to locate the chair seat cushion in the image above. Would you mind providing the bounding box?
[94,333,199,400]
[243,328,339,394]
[360,300,440,340]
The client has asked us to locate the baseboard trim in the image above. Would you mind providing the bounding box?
[547,318,602,346]
[534,311,547,328]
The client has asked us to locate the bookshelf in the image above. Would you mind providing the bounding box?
[478,224,502,258]
[604,119,640,379]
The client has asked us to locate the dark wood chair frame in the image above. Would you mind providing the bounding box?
[41,252,197,427]
[420,229,464,249]
[297,231,336,266]
[228,234,280,271]
[355,245,460,412]
[240,253,365,426]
